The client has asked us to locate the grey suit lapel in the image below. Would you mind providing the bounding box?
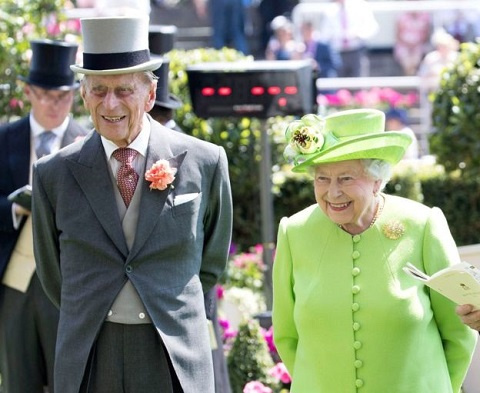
[127,122,187,262]
[66,132,129,256]
[60,118,88,147]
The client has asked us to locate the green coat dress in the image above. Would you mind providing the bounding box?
[272,194,477,393]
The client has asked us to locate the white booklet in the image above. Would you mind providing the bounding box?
[403,262,480,309]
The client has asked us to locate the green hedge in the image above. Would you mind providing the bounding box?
[421,175,480,246]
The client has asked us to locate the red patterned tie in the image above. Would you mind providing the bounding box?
[112,148,139,207]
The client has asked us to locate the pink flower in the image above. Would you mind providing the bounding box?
[262,326,277,353]
[269,362,291,384]
[9,98,24,110]
[144,159,177,191]
[218,317,230,330]
[243,381,273,393]
[216,284,225,300]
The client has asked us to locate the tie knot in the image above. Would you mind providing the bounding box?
[36,130,56,158]
[112,148,138,165]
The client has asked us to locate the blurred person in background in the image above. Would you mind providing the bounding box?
[299,19,341,78]
[329,0,378,77]
[441,7,480,44]
[0,39,87,393]
[393,7,432,76]
[385,107,420,160]
[265,15,302,60]
[149,59,184,132]
[418,29,459,94]
[194,0,249,54]
[257,0,298,54]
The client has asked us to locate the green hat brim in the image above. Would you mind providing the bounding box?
[292,131,412,173]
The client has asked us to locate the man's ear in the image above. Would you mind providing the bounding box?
[145,80,157,112]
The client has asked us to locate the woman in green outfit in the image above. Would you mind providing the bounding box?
[272,108,477,393]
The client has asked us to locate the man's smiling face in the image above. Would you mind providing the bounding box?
[81,72,156,147]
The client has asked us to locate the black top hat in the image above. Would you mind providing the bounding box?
[149,25,178,56]
[153,58,183,109]
[18,39,80,90]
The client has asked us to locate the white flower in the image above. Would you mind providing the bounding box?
[219,287,266,329]
[285,114,326,155]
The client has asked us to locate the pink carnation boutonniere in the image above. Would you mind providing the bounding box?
[145,159,177,191]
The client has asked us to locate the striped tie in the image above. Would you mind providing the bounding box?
[36,130,56,158]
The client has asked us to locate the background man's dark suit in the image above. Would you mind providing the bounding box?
[0,117,86,276]
[0,116,87,392]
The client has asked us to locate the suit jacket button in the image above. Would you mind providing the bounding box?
[126,265,132,273]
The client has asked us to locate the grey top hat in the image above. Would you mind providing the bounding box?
[153,58,183,109]
[18,39,80,90]
[71,16,163,75]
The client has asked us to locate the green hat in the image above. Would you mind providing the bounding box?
[284,108,413,173]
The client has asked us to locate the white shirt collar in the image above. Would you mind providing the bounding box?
[30,112,70,139]
[101,114,151,159]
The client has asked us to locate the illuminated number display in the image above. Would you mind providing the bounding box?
[186,60,313,118]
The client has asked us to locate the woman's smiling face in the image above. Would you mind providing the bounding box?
[313,160,381,233]
[81,72,156,147]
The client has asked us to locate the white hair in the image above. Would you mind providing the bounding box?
[361,159,392,190]
[307,159,392,190]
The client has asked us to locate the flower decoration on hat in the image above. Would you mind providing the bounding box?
[284,114,326,165]
[145,159,177,191]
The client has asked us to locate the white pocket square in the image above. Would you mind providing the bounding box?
[174,193,199,206]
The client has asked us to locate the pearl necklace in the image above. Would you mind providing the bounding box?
[338,194,385,233]
[368,194,384,228]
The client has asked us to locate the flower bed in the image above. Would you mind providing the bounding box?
[218,244,291,393]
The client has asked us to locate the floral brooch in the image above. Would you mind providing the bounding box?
[144,159,177,191]
[382,220,405,240]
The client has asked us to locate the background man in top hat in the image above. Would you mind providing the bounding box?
[0,39,87,393]
[149,59,184,132]
[32,15,232,393]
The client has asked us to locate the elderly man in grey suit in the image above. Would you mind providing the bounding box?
[32,16,233,393]
[0,39,87,393]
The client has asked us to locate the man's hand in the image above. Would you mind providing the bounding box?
[456,304,480,331]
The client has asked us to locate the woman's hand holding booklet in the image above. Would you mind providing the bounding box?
[403,262,480,310]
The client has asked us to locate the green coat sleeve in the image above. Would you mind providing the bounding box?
[423,207,478,393]
[272,217,298,374]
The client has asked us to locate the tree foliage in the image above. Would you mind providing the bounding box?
[0,0,84,122]
[227,319,277,393]
[430,41,480,178]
